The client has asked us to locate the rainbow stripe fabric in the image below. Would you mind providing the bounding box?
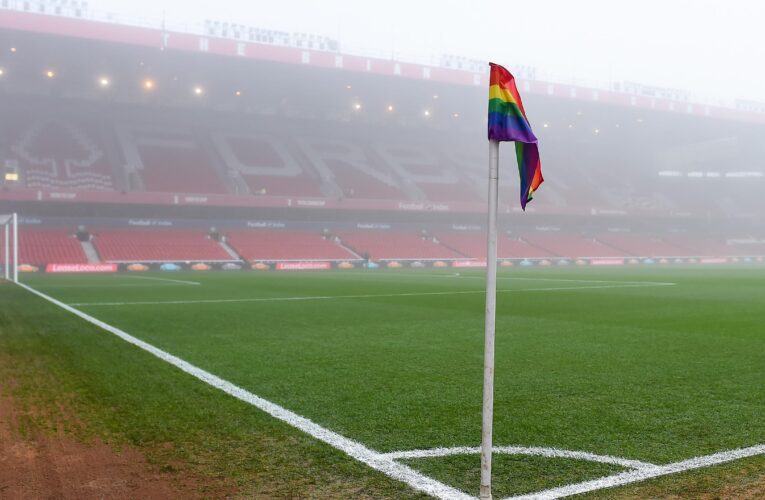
[488,62,543,210]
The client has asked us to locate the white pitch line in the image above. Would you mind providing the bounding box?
[33,284,190,289]
[122,275,201,285]
[381,445,655,471]
[505,444,765,500]
[339,271,675,286]
[68,283,675,307]
[15,282,471,500]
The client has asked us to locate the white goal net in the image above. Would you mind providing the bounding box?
[0,213,18,283]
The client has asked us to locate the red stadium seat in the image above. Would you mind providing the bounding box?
[93,230,231,262]
[18,229,88,265]
[336,232,463,260]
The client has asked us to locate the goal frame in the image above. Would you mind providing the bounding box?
[1,213,18,283]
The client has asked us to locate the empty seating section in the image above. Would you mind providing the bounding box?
[137,145,227,194]
[325,162,404,199]
[10,118,115,191]
[243,175,323,197]
[595,233,689,257]
[499,236,559,258]
[337,232,462,260]
[433,233,485,258]
[521,233,624,258]
[435,233,555,259]
[227,138,323,197]
[226,231,356,261]
[660,235,738,256]
[2,101,764,220]
[18,229,87,265]
[93,230,231,262]
[3,112,760,217]
[418,183,481,203]
[13,226,763,266]
[727,241,765,256]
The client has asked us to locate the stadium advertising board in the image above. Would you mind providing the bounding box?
[452,260,487,268]
[700,258,728,264]
[275,262,331,271]
[46,263,118,273]
[590,259,626,266]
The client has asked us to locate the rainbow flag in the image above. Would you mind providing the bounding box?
[488,62,543,210]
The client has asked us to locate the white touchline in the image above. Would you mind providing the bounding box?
[122,275,201,285]
[15,282,470,500]
[504,444,765,500]
[68,282,676,307]
[34,284,192,289]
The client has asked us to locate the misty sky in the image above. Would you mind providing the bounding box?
[90,0,765,104]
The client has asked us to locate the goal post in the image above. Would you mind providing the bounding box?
[0,213,18,283]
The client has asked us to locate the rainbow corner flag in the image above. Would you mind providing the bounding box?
[488,62,543,210]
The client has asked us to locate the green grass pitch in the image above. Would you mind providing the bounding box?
[2,266,764,498]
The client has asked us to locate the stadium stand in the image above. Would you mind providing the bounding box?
[8,118,116,191]
[135,142,228,195]
[337,231,463,260]
[520,232,625,258]
[435,232,556,259]
[498,235,559,259]
[18,229,88,265]
[216,135,324,197]
[327,164,405,199]
[93,230,231,262]
[595,233,691,257]
[226,231,358,261]
[418,182,481,203]
[292,138,406,200]
[724,239,765,256]
[661,234,740,256]
[1,8,763,272]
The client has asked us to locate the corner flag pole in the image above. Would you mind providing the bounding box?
[4,220,9,280]
[480,139,500,499]
[12,213,18,283]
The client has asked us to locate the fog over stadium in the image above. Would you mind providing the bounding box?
[93,0,765,102]
[1,0,764,267]
[1,1,765,498]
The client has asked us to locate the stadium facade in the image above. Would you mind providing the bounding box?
[1,2,764,272]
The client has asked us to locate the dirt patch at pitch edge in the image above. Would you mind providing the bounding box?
[0,388,234,499]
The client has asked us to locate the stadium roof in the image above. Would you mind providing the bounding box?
[2,5,765,126]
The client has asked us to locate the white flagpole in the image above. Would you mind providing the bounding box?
[480,139,500,499]
[4,221,8,280]
[12,213,18,283]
